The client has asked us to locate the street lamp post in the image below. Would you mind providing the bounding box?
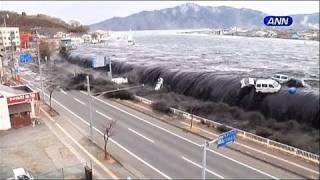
[201,138,219,180]
[9,31,16,79]
[86,75,94,142]
[35,29,45,103]
[109,57,112,79]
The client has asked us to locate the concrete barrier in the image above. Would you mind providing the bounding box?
[134,95,320,164]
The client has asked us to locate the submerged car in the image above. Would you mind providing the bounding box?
[255,79,281,93]
[272,74,289,84]
[240,77,255,88]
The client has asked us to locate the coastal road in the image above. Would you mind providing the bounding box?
[21,72,309,179]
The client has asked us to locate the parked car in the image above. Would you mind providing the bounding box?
[272,74,289,84]
[255,79,281,93]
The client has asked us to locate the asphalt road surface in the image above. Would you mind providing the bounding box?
[21,72,310,179]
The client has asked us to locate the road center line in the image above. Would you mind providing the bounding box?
[74,97,86,105]
[182,156,224,179]
[128,128,155,144]
[96,110,113,120]
[60,89,68,95]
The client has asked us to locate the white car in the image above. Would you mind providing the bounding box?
[240,78,255,88]
[8,168,34,180]
[272,74,289,84]
[255,79,281,93]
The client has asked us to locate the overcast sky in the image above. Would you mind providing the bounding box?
[1,1,319,25]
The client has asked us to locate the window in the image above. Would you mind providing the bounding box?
[276,75,280,78]
[282,76,288,79]
[257,84,261,87]
[262,84,267,87]
[269,84,274,88]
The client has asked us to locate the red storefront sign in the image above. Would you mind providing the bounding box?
[7,92,40,105]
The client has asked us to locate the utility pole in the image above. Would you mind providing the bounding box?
[10,31,15,79]
[87,75,93,141]
[202,140,207,180]
[201,138,219,180]
[109,57,112,79]
[1,16,7,84]
[35,29,45,102]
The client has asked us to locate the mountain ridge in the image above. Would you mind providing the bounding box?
[90,3,319,31]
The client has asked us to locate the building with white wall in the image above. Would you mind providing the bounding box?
[0,27,20,51]
[0,94,11,130]
[0,85,40,130]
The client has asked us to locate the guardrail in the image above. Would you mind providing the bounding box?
[134,95,320,164]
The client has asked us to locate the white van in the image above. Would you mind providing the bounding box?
[272,74,289,84]
[255,79,281,93]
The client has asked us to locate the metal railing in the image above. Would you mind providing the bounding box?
[134,95,320,164]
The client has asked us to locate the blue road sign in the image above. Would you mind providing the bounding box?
[217,129,237,148]
[20,53,33,63]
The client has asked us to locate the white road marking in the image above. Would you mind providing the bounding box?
[36,89,171,179]
[93,126,171,179]
[96,110,112,120]
[181,121,320,175]
[74,97,85,105]
[80,90,87,95]
[182,156,224,179]
[25,78,317,177]
[91,96,280,179]
[207,148,279,179]
[41,108,118,179]
[93,96,200,146]
[128,128,155,144]
[60,89,68,95]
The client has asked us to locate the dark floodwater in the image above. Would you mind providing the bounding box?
[70,30,319,93]
[65,30,319,128]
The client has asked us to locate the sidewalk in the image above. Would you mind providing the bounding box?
[39,103,136,179]
[0,117,83,179]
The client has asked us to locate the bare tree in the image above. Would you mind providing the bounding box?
[46,80,59,111]
[103,120,116,160]
[43,63,62,112]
